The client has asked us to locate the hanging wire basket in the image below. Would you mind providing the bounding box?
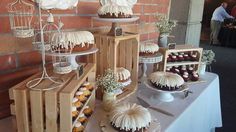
[8,0,35,38]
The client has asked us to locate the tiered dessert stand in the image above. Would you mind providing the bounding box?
[139,53,163,82]
[93,16,140,102]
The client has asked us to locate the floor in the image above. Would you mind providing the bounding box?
[1,42,236,132]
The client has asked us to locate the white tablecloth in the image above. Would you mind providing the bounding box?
[86,72,222,132]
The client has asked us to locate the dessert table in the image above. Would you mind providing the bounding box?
[86,72,222,132]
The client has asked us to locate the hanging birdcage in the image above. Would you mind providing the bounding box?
[42,21,73,75]
[8,0,34,38]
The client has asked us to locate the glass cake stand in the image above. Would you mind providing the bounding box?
[92,16,139,36]
[144,80,188,102]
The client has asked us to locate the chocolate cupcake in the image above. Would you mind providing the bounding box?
[177,55,184,62]
[182,74,189,82]
[190,54,198,61]
[171,55,178,62]
[191,73,199,81]
[167,55,172,62]
[183,54,190,61]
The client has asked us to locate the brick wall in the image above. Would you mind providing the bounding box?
[0,0,170,118]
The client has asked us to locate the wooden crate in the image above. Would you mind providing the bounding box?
[10,63,96,132]
[95,32,139,102]
[158,45,203,73]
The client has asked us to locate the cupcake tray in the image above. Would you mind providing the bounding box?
[100,115,161,132]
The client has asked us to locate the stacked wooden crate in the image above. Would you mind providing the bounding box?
[9,63,96,132]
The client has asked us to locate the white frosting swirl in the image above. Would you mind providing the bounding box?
[109,103,151,131]
[140,43,159,53]
[149,72,184,87]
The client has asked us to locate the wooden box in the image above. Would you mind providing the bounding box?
[9,63,96,132]
[94,32,139,102]
[158,45,203,73]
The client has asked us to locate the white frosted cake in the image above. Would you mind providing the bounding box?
[98,0,137,18]
[149,72,184,91]
[51,31,94,52]
[109,103,151,132]
[139,43,159,56]
[116,67,131,87]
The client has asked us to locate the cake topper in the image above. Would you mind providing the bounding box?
[100,0,137,8]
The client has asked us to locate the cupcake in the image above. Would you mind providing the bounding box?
[177,55,184,62]
[83,106,93,117]
[72,106,79,121]
[72,98,83,110]
[75,91,87,103]
[191,73,199,81]
[167,55,172,62]
[190,54,198,61]
[174,69,180,74]
[183,54,190,61]
[166,67,171,72]
[182,74,189,82]
[82,82,94,91]
[73,122,84,132]
[180,67,187,74]
[78,113,87,124]
[79,87,91,97]
[171,55,177,62]
[188,67,194,74]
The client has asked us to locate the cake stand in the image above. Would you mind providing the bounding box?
[144,80,188,102]
[139,53,163,82]
[45,48,98,70]
[92,17,139,36]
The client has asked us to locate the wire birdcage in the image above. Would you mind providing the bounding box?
[8,0,34,38]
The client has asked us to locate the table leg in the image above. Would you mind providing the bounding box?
[140,63,147,82]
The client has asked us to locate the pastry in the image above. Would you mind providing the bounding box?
[83,106,93,117]
[116,67,131,87]
[109,103,151,132]
[187,66,194,74]
[190,54,198,61]
[149,72,184,91]
[183,54,190,61]
[171,55,177,62]
[139,43,159,56]
[79,87,91,97]
[82,82,94,91]
[73,122,85,132]
[72,106,79,121]
[167,55,172,62]
[182,74,189,82]
[78,113,88,124]
[51,31,94,53]
[180,66,187,74]
[177,55,184,61]
[75,91,87,103]
[72,98,83,110]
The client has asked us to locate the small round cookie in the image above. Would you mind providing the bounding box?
[75,91,87,103]
[83,106,93,117]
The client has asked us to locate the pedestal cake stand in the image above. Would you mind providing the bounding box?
[144,80,188,102]
[92,16,139,36]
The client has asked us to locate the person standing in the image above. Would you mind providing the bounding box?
[210,2,234,45]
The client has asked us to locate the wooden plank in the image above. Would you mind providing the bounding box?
[45,72,76,132]
[132,37,139,81]
[125,39,133,75]
[13,88,30,132]
[10,103,15,115]
[118,40,126,67]
[30,90,44,132]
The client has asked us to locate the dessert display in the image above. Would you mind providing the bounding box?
[116,67,132,87]
[98,0,137,18]
[72,106,79,121]
[167,52,200,62]
[82,82,94,91]
[139,43,159,56]
[73,122,85,132]
[51,31,94,53]
[75,91,88,103]
[78,113,88,124]
[109,103,151,132]
[72,98,83,110]
[83,106,93,117]
[149,72,184,91]
[79,87,91,97]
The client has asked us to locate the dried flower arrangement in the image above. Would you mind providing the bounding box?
[96,69,122,93]
[155,14,177,35]
[202,50,216,65]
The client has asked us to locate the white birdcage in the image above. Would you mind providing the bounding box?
[8,0,35,38]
